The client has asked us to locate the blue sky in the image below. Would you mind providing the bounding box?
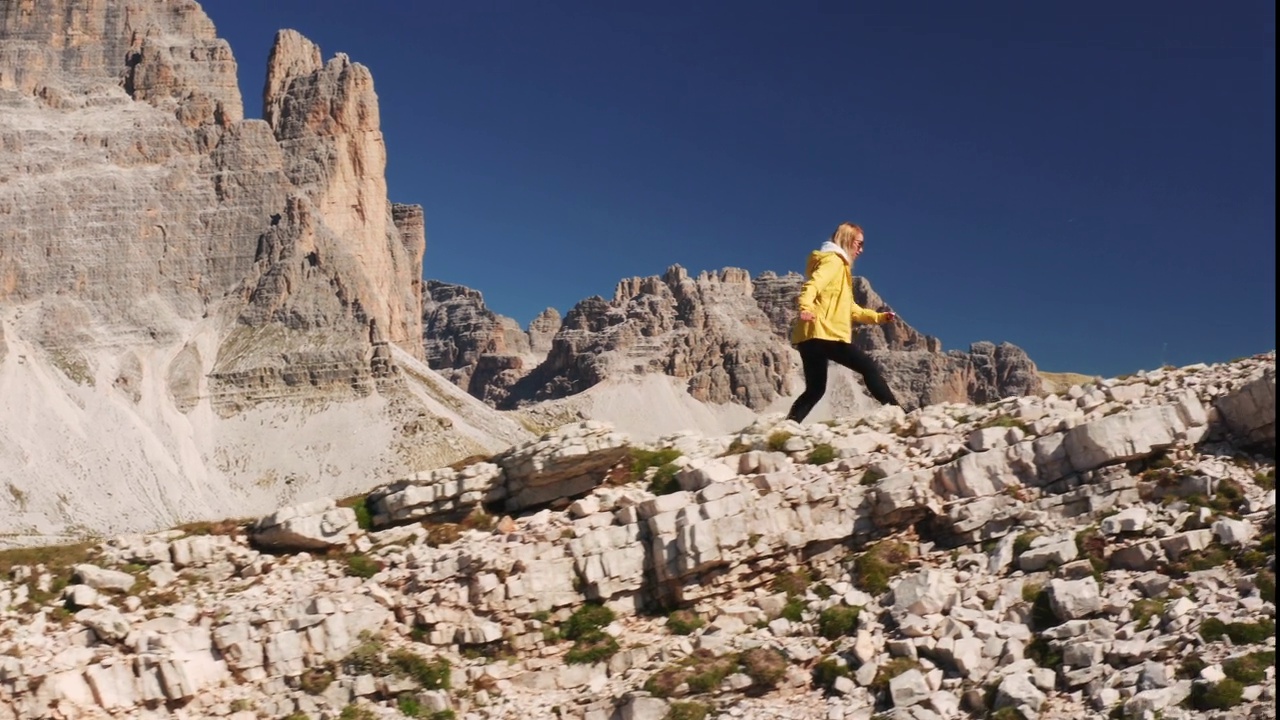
[205,1,1275,378]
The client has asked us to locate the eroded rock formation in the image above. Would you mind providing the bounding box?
[0,0,526,538]
[421,280,551,405]
[427,266,1042,414]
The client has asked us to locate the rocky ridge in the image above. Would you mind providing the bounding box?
[1,354,1273,720]
[421,281,561,407]
[423,267,1043,421]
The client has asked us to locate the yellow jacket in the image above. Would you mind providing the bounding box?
[791,249,889,345]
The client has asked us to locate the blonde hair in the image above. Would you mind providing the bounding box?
[829,222,864,256]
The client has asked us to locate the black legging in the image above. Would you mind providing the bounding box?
[786,339,899,423]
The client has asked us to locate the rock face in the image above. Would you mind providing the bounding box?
[421,280,548,405]
[0,0,528,538]
[0,354,1273,720]
[426,266,1042,415]
[1215,364,1276,453]
[506,266,799,410]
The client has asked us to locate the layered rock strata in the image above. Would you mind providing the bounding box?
[0,0,525,538]
[421,281,555,406]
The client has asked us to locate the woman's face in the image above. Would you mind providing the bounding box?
[848,232,864,258]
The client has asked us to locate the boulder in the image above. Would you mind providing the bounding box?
[252,499,358,551]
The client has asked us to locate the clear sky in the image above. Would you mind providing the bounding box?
[204,1,1276,378]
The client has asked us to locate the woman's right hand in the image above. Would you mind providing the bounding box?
[799,310,816,322]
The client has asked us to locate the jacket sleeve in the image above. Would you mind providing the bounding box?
[850,302,885,325]
[797,255,842,314]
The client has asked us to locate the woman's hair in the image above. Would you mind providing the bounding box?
[829,222,864,255]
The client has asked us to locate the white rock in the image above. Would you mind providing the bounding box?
[569,496,601,518]
[1101,507,1148,535]
[1031,667,1056,691]
[1064,406,1185,472]
[85,662,140,709]
[833,675,857,695]
[891,570,957,619]
[1159,529,1213,560]
[72,564,136,593]
[78,608,131,643]
[889,669,931,707]
[968,427,1011,452]
[66,584,100,609]
[1200,665,1226,683]
[996,672,1046,714]
[147,562,178,588]
[950,637,987,678]
[1212,517,1254,546]
[252,499,358,551]
[1019,539,1079,572]
[1048,578,1102,621]
[988,533,1019,575]
[1123,683,1191,719]
[852,630,877,665]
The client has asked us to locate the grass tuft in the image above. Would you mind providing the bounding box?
[766,431,793,452]
[817,605,861,640]
[851,541,911,595]
[806,443,837,465]
[1199,617,1275,644]
[666,609,705,635]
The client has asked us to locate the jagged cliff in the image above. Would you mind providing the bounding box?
[421,280,559,406]
[423,266,1043,431]
[0,0,528,540]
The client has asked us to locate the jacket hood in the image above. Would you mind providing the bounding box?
[818,241,850,265]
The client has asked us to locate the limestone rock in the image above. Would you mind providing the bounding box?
[890,669,931,707]
[422,280,538,404]
[1047,578,1102,621]
[0,1,539,539]
[252,498,358,550]
[1215,365,1275,451]
[434,267,1042,416]
[72,564,136,594]
[528,308,563,355]
[0,353,1277,720]
[493,421,631,512]
[1064,406,1189,472]
[503,266,800,411]
[891,570,957,619]
[369,462,506,527]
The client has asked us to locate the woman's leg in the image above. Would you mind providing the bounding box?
[786,340,830,423]
[829,342,900,407]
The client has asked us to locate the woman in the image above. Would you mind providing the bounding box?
[785,222,900,423]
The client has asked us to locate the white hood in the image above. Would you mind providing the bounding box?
[819,240,850,265]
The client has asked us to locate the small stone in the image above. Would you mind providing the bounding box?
[65,584,100,609]
[1101,507,1148,535]
[1019,539,1078,572]
[890,669,931,707]
[620,695,669,720]
[995,673,1046,714]
[1200,665,1226,683]
[72,564,137,593]
[1048,577,1102,621]
[1211,517,1254,546]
